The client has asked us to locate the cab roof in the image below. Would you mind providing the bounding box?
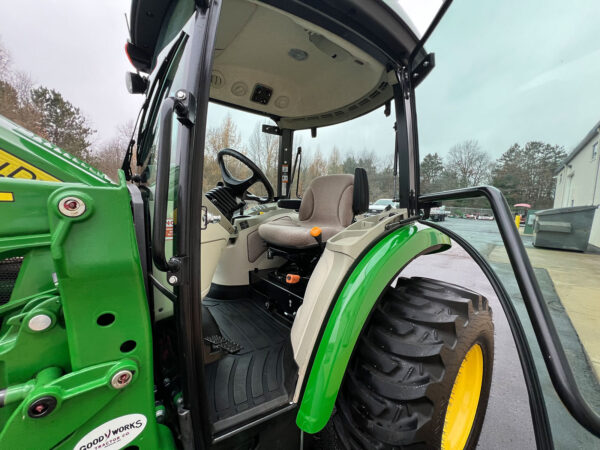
[129,0,427,129]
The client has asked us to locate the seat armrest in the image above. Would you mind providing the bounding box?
[277,199,302,210]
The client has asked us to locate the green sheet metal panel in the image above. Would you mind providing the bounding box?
[533,205,597,252]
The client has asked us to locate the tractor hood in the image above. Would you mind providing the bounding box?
[0,114,112,186]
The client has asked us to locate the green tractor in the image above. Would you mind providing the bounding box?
[1,0,599,449]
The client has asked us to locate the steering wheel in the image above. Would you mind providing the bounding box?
[217,148,275,204]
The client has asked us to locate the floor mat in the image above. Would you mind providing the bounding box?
[203,297,296,432]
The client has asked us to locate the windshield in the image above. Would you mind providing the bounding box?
[375,199,393,205]
[417,0,600,446]
[203,102,279,198]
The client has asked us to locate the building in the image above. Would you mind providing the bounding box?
[554,120,600,248]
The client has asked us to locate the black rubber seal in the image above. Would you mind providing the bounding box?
[27,396,57,418]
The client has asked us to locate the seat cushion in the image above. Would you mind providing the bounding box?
[258,174,354,249]
[258,217,342,249]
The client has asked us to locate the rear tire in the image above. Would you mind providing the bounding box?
[333,277,494,449]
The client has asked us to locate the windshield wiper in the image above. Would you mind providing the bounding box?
[121,32,188,181]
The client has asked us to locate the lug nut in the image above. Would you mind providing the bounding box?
[58,196,86,217]
[111,370,133,389]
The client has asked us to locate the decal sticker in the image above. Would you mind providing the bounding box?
[166,218,174,240]
[0,192,14,202]
[0,148,61,182]
[73,413,147,450]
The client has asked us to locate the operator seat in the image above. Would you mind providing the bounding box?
[258,168,369,249]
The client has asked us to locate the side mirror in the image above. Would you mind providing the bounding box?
[125,72,148,94]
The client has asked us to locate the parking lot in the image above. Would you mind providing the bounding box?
[402,218,600,449]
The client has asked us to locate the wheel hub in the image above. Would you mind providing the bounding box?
[442,344,484,450]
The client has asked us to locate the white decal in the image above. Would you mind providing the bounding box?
[73,414,147,450]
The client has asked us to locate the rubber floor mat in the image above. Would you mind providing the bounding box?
[203,297,296,431]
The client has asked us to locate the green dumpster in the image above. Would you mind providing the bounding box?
[524,210,538,235]
[533,205,598,252]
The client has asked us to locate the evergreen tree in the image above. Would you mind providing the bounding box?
[492,142,566,208]
[31,86,95,160]
[420,152,445,193]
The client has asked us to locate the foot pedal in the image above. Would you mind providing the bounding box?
[204,335,242,354]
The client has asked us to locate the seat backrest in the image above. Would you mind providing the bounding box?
[299,174,354,227]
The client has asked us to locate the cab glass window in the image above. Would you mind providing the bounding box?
[203,102,279,201]
[417,0,600,446]
[293,105,395,202]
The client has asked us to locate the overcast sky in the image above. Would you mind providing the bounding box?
[0,0,141,148]
[418,0,600,160]
[1,0,599,162]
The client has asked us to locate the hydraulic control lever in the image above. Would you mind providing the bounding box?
[310,226,323,250]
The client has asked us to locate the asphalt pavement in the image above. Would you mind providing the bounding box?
[400,218,600,449]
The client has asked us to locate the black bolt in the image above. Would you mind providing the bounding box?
[28,396,57,418]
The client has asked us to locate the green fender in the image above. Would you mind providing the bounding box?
[296,222,451,433]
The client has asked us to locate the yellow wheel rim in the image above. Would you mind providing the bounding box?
[441,344,484,450]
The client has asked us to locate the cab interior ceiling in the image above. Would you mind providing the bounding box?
[130,0,410,130]
[210,0,394,129]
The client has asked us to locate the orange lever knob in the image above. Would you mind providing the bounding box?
[286,274,301,284]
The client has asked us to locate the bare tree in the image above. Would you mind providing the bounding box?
[247,121,278,187]
[204,114,242,191]
[327,146,343,174]
[0,66,45,136]
[309,147,328,179]
[92,120,135,180]
[0,40,10,79]
[446,140,491,187]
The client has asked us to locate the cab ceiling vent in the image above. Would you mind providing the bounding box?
[0,257,24,304]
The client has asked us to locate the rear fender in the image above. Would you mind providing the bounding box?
[296,223,451,433]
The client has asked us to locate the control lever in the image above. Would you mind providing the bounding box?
[286,274,301,284]
[310,226,323,249]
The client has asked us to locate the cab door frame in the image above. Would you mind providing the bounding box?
[168,2,223,449]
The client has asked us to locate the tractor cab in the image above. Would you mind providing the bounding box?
[123,0,440,446]
[2,0,600,449]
